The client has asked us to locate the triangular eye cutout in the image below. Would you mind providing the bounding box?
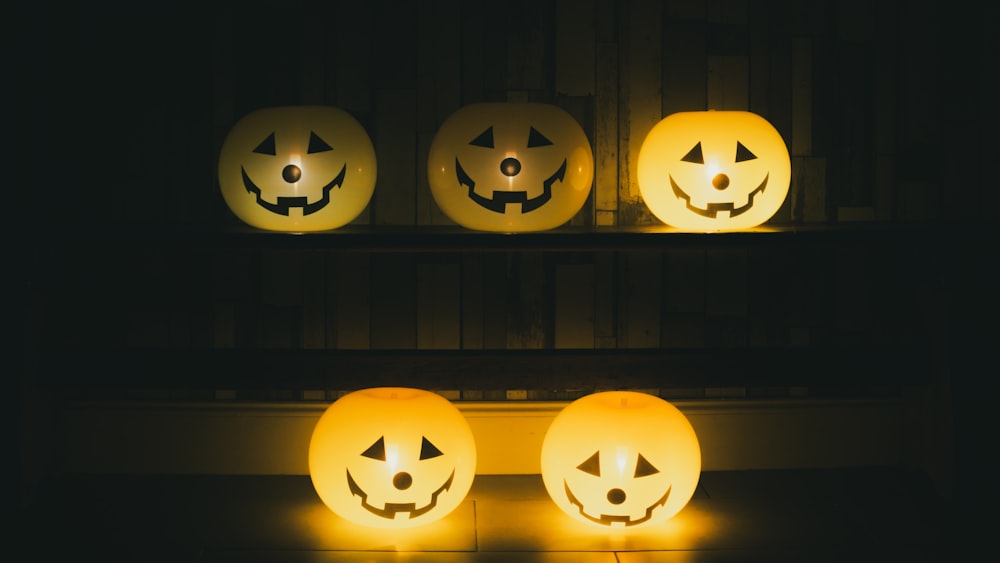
[252,133,277,156]
[527,126,553,147]
[419,437,444,460]
[681,142,704,164]
[735,141,757,162]
[576,451,601,476]
[308,131,333,154]
[361,437,386,461]
[633,453,660,477]
[470,127,494,148]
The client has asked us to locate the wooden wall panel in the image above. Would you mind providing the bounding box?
[417,260,462,349]
[662,249,706,348]
[370,253,417,349]
[506,253,549,349]
[554,259,596,349]
[594,42,619,225]
[460,253,486,349]
[331,253,371,350]
[300,251,327,350]
[555,0,596,96]
[374,91,418,226]
[662,18,707,115]
[619,250,662,348]
[618,0,662,225]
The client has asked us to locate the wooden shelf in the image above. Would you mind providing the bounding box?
[39,221,957,252]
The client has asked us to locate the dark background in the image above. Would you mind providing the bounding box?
[10,0,992,535]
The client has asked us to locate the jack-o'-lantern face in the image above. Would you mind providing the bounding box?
[218,106,376,232]
[540,391,701,529]
[637,110,790,231]
[428,103,593,232]
[309,387,476,529]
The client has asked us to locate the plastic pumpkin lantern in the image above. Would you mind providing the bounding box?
[218,105,376,232]
[540,391,701,529]
[309,387,477,529]
[427,102,594,232]
[637,110,790,231]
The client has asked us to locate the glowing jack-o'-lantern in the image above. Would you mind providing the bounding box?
[218,105,376,232]
[427,102,594,232]
[309,387,476,528]
[540,391,701,529]
[637,110,790,231]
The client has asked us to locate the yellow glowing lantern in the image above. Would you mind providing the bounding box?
[540,391,701,528]
[427,102,594,232]
[637,110,790,231]
[218,105,376,232]
[309,387,476,528]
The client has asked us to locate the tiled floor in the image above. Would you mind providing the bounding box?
[18,468,953,562]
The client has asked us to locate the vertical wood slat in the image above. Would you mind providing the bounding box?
[213,249,252,348]
[171,250,215,349]
[662,249,706,348]
[872,0,898,222]
[506,252,548,349]
[746,247,776,347]
[126,251,171,348]
[662,17,707,115]
[593,251,617,348]
[707,55,749,110]
[619,250,661,348]
[417,0,462,226]
[618,0,662,225]
[259,250,303,349]
[370,253,416,349]
[300,251,327,350]
[790,35,813,157]
[461,253,485,350]
[791,156,828,223]
[505,0,550,96]
[704,249,749,347]
[417,260,462,349]
[481,254,509,350]
[297,2,327,105]
[554,259,595,349]
[555,0,596,96]
[334,1,373,116]
[747,1,769,116]
[594,42,619,225]
[373,90,418,226]
[332,253,371,350]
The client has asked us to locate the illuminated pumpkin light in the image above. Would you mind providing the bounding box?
[540,390,701,529]
[637,110,790,231]
[427,102,594,232]
[309,387,476,529]
[218,105,376,232]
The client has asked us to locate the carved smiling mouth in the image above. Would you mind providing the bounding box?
[346,469,455,519]
[455,158,567,213]
[669,173,769,218]
[564,481,671,527]
[241,164,347,216]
